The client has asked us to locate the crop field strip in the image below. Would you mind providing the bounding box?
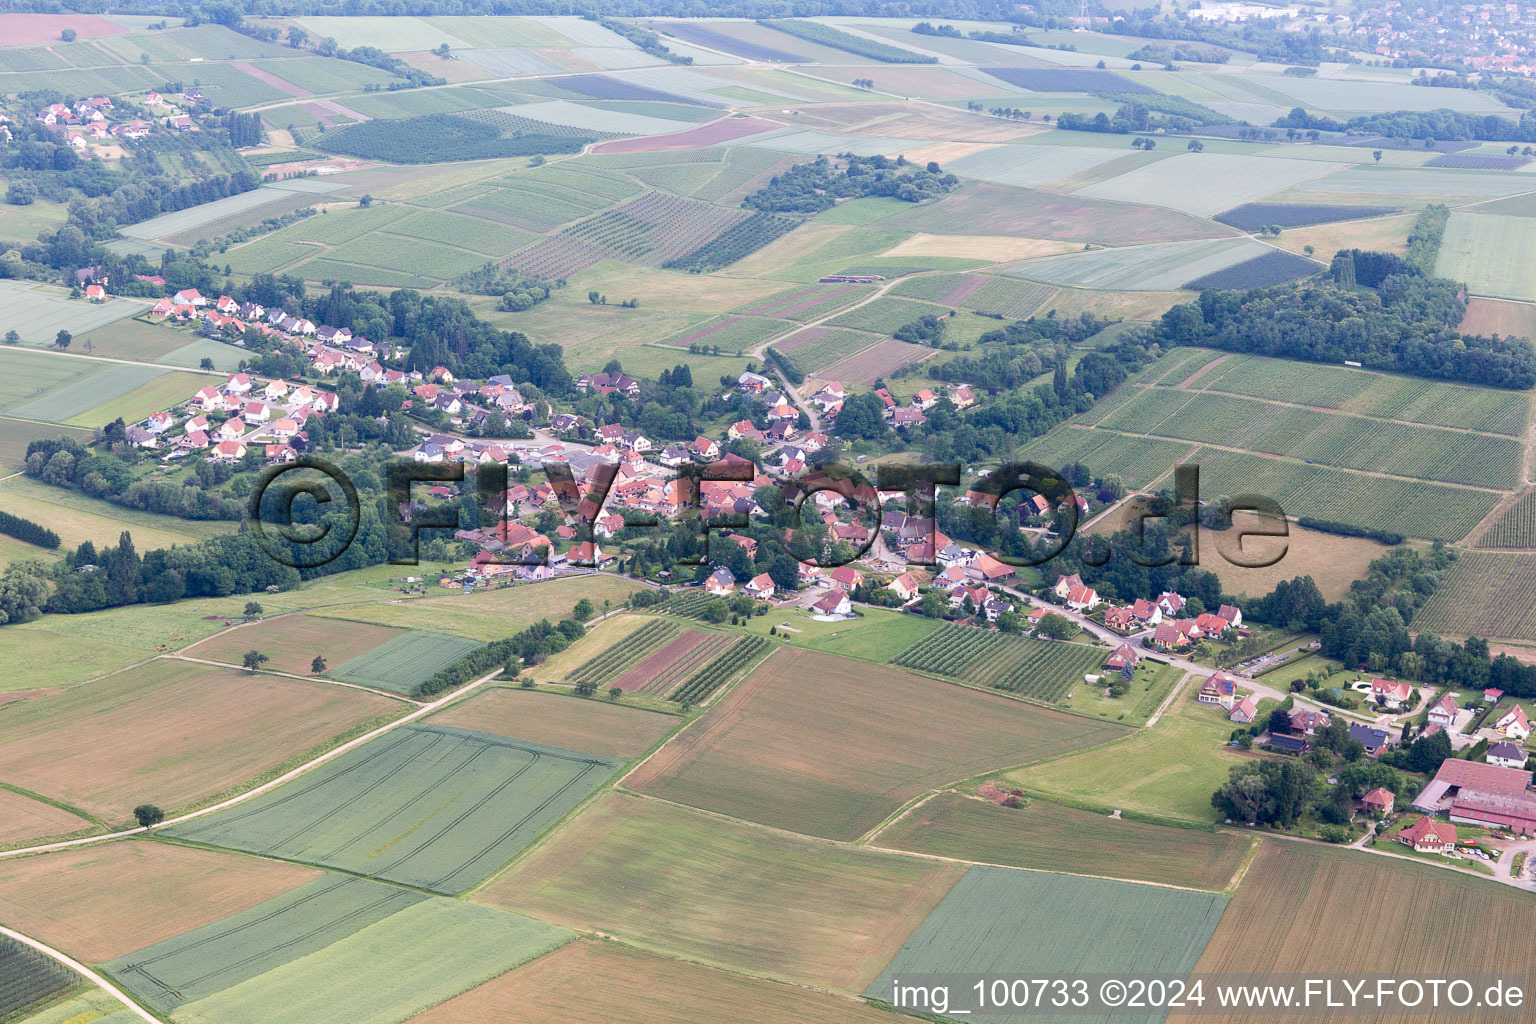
[568,617,682,685]
[1414,550,1536,641]
[430,687,677,760]
[1019,426,1193,490]
[625,646,1130,842]
[1478,489,1536,549]
[1184,351,1533,434]
[0,658,401,822]
[327,630,483,695]
[1098,385,1525,490]
[104,874,427,1015]
[161,898,572,1024]
[165,723,623,894]
[1189,446,1499,541]
[772,327,881,373]
[892,623,1107,702]
[866,866,1229,1018]
[819,339,936,385]
[875,792,1252,891]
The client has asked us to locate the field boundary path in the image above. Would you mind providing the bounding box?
[0,925,157,1024]
[0,665,502,862]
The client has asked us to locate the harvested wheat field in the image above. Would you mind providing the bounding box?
[183,614,405,679]
[624,647,1129,841]
[1461,296,1536,341]
[0,787,93,847]
[1169,840,1536,1024]
[0,840,322,963]
[428,687,677,759]
[407,938,906,1024]
[883,232,1078,262]
[0,659,403,821]
[478,791,964,992]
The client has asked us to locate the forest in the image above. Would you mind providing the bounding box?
[742,154,958,214]
[1158,278,1536,389]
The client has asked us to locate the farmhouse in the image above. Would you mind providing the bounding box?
[1104,607,1136,631]
[1414,759,1536,835]
[1398,817,1457,855]
[705,567,736,596]
[1265,734,1311,756]
[968,554,1015,583]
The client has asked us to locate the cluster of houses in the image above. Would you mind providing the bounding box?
[123,372,341,463]
[30,88,200,151]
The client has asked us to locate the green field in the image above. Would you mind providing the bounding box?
[1003,236,1269,291]
[105,875,426,1015]
[324,629,482,695]
[875,792,1251,891]
[1107,386,1523,490]
[63,370,217,429]
[0,475,236,553]
[1017,426,1191,490]
[1009,694,1257,823]
[310,575,646,640]
[165,898,569,1024]
[826,296,949,334]
[733,604,946,661]
[1192,352,1532,435]
[1187,445,1499,542]
[1414,550,1536,641]
[1479,489,1536,549]
[1436,212,1536,301]
[0,282,141,346]
[1076,152,1336,217]
[893,623,1107,703]
[164,725,621,893]
[865,866,1228,1021]
[0,416,92,471]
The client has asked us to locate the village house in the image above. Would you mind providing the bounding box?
[743,573,776,600]
[888,572,922,602]
[968,554,1015,584]
[1350,723,1392,757]
[812,587,852,618]
[1487,742,1529,769]
[1149,620,1195,651]
[1361,787,1395,816]
[1266,733,1312,756]
[827,565,863,590]
[1105,606,1136,633]
[705,567,736,596]
[1229,695,1259,723]
[1156,591,1185,617]
[1106,642,1139,674]
[1398,816,1457,855]
[1197,672,1241,711]
[1496,704,1531,741]
[1287,708,1331,735]
[1426,694,1461,730]
[1371,677,1414,709]
[1131,598,1162,625]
